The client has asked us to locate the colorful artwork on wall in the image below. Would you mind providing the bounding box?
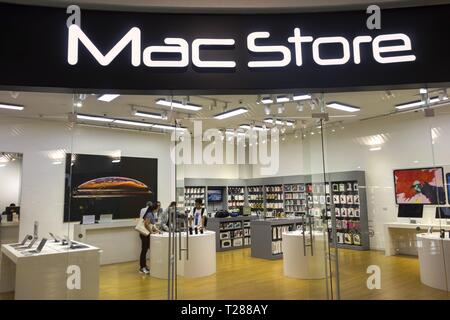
[394,167,445,204]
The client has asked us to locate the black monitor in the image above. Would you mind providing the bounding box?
[436,207,450,219]
[398,204,423,218]
[207,189,223,202]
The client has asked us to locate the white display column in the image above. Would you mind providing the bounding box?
[417,233,450,291]
[149,233,170,279]
[177,230,216,278]
[283,230,326,279]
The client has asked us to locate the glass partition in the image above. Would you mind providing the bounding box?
[321,88,450,299]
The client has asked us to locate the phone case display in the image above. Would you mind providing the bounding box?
[271,224,293,255]
[283,184,307,216]
[227,186,245,212]
[305,182,330,219]
[218,219,251,249]
[185,187,205,212]
[330,180,363,248]
[265,185,284,217]
[247,186,264,212]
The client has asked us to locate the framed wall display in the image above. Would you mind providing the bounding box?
[64,153,157,222]
[394,167,446,204]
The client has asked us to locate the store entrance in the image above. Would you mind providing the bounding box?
[170,94,334,300]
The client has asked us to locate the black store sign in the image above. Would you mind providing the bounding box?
[0,3,449,93]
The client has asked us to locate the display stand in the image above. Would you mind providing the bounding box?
[250,218,303,260]
[177,230,216,278]
[283,230,326,279]
[207,216,257,251]
[417,233,450,291]
[149,233,170,279]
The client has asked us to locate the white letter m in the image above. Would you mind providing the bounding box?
[68,25,141,66]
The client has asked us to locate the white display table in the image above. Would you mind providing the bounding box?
[150,233,170,279]
[0,240,100,299]
[73,219,141,265]
[282,230,326,279]
[417,233,450,291]
[384,222,450,256]
[177,230,216,278]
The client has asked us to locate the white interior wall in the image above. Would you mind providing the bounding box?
[0,117,174,239]
[0,159,22,212]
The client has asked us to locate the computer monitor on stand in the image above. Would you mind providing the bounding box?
[397,204,424,224]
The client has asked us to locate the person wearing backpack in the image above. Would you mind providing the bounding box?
[188,198,207,235]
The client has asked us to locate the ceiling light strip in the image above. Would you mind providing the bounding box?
[214,107,248,120]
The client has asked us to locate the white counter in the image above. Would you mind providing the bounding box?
[0,240,100,299]
[0,221,19,245]
[177,230,216,278]
[73,219,141,265]
[282,230,326,279]
[417,233,450,291]
[384,222,450,256]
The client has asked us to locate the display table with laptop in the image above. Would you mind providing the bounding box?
[73,218,141,265]
[0,237,100,299]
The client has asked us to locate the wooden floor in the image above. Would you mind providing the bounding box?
[98,248,450,300]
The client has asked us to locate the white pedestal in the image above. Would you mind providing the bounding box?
[177,230,216,278]
[283,230,326,279]
[150,233,170,279]
[417,233,450,291]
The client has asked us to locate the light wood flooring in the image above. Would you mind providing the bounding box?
[98,248,450,300]
[1,248,449,300]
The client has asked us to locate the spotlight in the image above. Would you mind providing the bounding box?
[264,105,271,115]
[297,102,304,112]
[277,104,285,114]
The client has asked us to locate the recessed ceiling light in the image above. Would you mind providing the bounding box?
[98,94,120,102]
[263,118,294,126]
[261,97,274,104]
[395,96,449,110]
[156,98,202,111]
[276,96,290,103]
[134,110,164,120]
[293,94,311,101]
[326,102,360,112]
[369,146,382,151]
[239,124,268,131]
[114,119,153,127]
[77,114,114,122]
[152,124,187,131]
[0,103,24,111]
[214,107,248,120]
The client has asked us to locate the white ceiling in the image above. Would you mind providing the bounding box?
[3,0,450,12]
[0,89,449,135]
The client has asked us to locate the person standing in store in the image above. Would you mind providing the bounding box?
[188,198,206,234]
[156,201,163,222]
[138,202,161,275]
[140,201,153,218]
[158,201,177,232]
